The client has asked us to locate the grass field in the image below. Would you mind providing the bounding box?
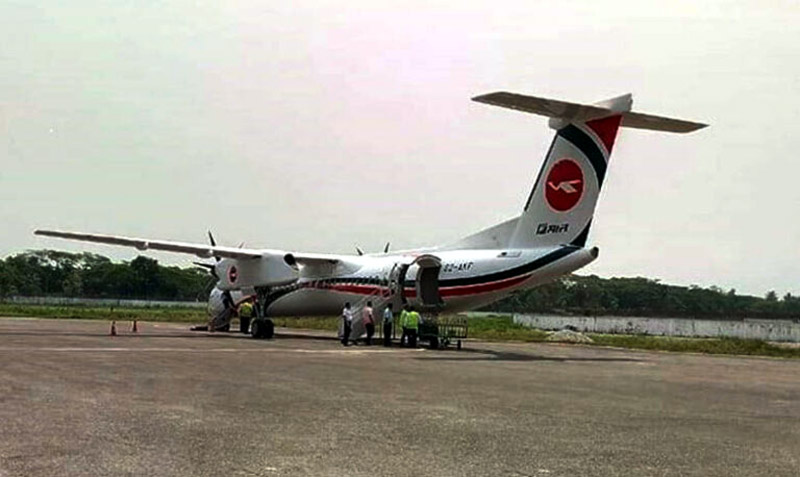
[0,303,206,323]
[2,304,799,358]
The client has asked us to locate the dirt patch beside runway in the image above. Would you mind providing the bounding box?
[1,318,799,476]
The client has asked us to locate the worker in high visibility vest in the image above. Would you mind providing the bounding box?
[239,301,254,334]
[399,304,411,347]
[405,306,420,348]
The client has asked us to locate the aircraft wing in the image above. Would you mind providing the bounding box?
[34,229,264,259]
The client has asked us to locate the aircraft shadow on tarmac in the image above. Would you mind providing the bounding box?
[414,347,643,363]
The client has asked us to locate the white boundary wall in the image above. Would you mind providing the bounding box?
[514,314,800,342]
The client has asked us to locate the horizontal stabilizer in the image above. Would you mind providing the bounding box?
[472,91,707,133]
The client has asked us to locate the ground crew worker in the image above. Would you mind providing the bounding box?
[399,304,411,347]
[406,306,420,348]
[238,300,254,334]
[382,304,394,347]
[363,300,375,346]
[341,302,353,346]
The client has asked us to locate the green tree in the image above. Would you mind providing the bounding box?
[62,269,83,297]
[765,290,778,302]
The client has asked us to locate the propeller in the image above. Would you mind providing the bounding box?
[194,230,222,279]
[193,261,218,279]
[196,274,219,302]
[208,230,220,262]
[355,243,390,255]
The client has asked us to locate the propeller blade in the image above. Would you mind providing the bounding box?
[193,261,218,279]
[207,231,220,262]
[355,246,364,256]
[384,242,390,253]
[196,275,218,302]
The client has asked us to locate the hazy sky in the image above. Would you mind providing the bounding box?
[2,0,799,296]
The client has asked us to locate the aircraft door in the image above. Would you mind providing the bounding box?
[388,263,410,307]
[412,255,442,308]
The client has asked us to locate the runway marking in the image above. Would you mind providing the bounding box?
[0,346,426,354]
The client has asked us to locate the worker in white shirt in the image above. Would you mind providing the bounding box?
[341,302,353,346]
[382,304,394,347]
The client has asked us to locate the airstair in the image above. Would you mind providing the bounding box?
[340,283,394,342]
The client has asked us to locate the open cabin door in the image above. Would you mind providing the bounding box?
[385,254,443,311]
[411,254,442,309]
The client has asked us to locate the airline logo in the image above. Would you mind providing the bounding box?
[228,265,238,283]
[549,180,581,193]
[545,159,584,212]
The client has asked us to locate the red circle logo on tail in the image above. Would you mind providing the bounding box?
[544,159,584,212]
[228,265,238,283]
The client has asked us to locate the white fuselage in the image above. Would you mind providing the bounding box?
[233,245,598,316]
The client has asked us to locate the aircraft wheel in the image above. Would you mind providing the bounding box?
[250,319,274,339]
[429,337,439,350]
[263,319,275,339]
[251,320,263,339]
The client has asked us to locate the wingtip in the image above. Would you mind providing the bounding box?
[471,91,505,102]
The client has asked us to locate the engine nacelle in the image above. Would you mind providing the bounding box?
[215,253,299,291]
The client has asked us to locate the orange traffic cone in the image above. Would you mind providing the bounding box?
[110,321,117,336]
[131,320,138,333]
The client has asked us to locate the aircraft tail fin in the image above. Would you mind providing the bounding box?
[471,92,707,249]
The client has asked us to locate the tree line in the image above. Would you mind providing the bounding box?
[0,250,210,301]
[1,250,798,319]
[483,274,800,320]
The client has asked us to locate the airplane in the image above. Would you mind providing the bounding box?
[35,91,707,339]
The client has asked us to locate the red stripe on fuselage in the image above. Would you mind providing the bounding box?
[323,273,531,299]
[329,284,385,295]
[439,273,530,297]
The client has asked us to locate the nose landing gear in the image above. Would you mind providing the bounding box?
[250,287,275,340]
[250,318,274,339]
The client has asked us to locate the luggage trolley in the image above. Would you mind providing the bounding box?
[419,314,468,350]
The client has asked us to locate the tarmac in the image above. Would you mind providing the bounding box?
[0,317,799,477]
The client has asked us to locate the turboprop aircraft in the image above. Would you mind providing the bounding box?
[35,91,707,339]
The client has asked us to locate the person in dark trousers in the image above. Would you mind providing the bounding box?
[382,304,394,347]
[362,300,375,346]
[406,306,420,348]
[341,302,353,346]
[399,304,411,347]
[238,300,254,334]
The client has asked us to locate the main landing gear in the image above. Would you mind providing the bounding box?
[251,286,275,340]
[250,318,274,339]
